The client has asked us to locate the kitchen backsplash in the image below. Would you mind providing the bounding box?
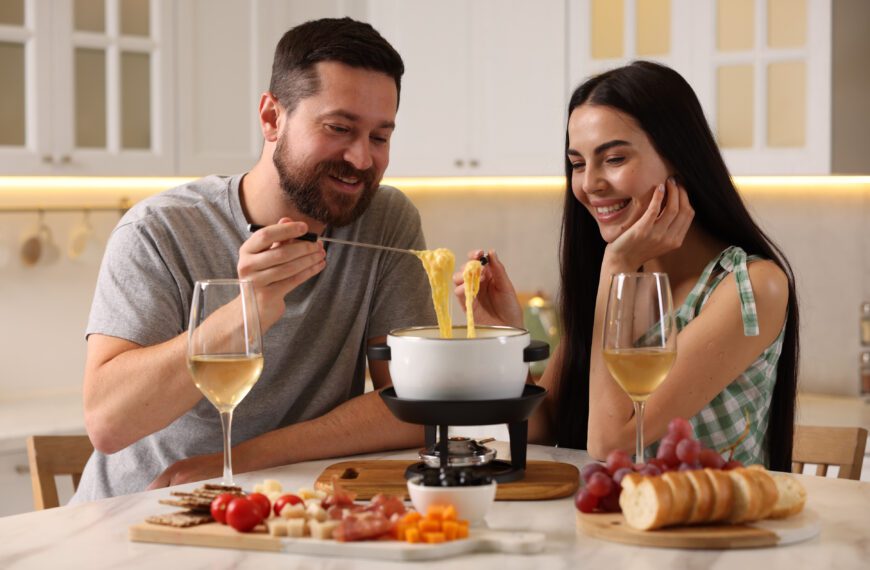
[0,177,868,398]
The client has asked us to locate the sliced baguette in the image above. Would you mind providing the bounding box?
[619,473,673,531]
[703,468,735,523]
[744,465,779,519]
[683,469,715,524]
[660,472,695,526]
[726,468,764,523]
[768,473,807,519]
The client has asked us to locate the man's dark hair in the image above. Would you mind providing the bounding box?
[554,61,799,472]
[269,17,404,114]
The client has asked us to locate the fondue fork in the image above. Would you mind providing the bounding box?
[247,224,488,264]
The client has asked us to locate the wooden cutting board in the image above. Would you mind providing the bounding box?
[314,460,579,500]
[129,522,545,561]
[576,509,821,549]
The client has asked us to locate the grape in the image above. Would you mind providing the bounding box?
[676,438,701,464]
[575,488,599,513]
[605,449,633,475]
[668,417,694,440]
[612,467,633,487]
[639,464,662,477]
[647,458,667,470]
[580,462,608,483]
[723,459,744,470]
[656,441,679,468]
[678,462,701,472]
[599,484,622,513]
[586,472,614,498]
[699,448,726,469]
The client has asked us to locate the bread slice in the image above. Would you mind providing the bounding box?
[619,473,673,531]
[768,473,808,519]
[744,465,779,519]
[726,468,765,523]
[683,469,715,524]
[660,472,695,526]
[703,468,734,523]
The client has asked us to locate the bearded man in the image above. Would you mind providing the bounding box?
[72,18,435,501]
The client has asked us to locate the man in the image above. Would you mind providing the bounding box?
[72,17,434,501]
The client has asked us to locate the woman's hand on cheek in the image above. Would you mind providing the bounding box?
[605,177,694,269]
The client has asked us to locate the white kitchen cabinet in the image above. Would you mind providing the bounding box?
[0,0,176,175]
[175,0,362,176]
[365,0,568,177]
[567,0,869,175]
[0,448,34,516]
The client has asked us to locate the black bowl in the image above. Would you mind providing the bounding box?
[379,384,546,426]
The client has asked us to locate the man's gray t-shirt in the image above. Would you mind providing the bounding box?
[72,174,435,501]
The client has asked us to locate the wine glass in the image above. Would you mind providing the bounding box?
[187,279,263,485]
[602,272,676,464]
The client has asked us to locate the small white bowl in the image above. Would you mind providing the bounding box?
[407,478,497,524]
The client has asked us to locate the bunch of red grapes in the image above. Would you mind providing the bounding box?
[575,417,744,514]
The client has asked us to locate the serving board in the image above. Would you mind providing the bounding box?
[576,509,820,549]
[314,460,579,500]
[129,522,545,561]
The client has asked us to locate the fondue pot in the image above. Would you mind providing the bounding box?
[367,325,550,400]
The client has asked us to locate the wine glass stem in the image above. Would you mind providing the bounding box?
[220,410,234,485]
[634,400,646,464]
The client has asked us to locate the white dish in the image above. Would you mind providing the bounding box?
[406,478,497,524]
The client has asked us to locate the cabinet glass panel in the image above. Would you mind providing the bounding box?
[121,51,151,149]
[716,65,753,148]
[75,48,107,148]
[717,0,754,52]
[768,0,806,48]
[636,0,670,56]
[0,42,25,146]
[0,0,24,26]
[767,61,805,147]
[591,0,624,59]
[74,0,105,33]
[120,0,150,37]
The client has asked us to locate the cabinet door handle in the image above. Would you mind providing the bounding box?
[42,155,54,164]
[14,464,30,475]
[59,155,72,164]
[454,159,465,168]
[469,159,479,168]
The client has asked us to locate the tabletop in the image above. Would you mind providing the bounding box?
[0,444,867,569]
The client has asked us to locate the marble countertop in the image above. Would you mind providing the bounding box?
[0,445,867,569]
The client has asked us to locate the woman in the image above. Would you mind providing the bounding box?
[456,61,798,470]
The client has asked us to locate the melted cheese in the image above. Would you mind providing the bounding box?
[414,248,455,338]
[462,260,482,338]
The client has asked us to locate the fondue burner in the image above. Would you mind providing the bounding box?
[419,436,496,468]
[380,384,547,483]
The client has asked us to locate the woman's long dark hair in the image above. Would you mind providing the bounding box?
[555,61,799,471]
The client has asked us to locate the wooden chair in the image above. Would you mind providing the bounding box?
[792,425,868,480]
[26,435,94,510]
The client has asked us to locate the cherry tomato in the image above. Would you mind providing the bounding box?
[209,493,236,524]
[247,492,271,520]
[226,497,262,532]
[273,493,304,517]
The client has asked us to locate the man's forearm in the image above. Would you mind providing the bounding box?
[84,333,202,454]
[232,390,425,473]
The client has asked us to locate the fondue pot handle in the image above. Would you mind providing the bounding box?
[367,343,391,361]
[523,340,550,362]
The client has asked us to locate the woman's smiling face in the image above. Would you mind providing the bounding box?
[567,104,673,243]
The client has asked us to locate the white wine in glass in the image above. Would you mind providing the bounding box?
[602,272,676,463]
[188,279,263,485]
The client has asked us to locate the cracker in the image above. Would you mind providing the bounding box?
[146,510,213,528]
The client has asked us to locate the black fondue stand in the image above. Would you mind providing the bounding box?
[378,340,549,484]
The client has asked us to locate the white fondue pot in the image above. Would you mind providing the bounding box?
[368,325,550,401]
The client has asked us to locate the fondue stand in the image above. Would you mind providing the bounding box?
[380,384,547,483]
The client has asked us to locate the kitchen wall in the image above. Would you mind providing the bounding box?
[1,177,868,400]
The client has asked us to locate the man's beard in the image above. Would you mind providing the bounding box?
[273,135,379,227]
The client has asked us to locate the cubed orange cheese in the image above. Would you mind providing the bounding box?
[425,505,446,521]
[442,520,459,541]
[419,519,441,533]
[423,532,446,544]
[442,505,458,521]
[405,527,421,543]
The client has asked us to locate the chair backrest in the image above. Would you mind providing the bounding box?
[26,435,94,510]
[792,425,868,480]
